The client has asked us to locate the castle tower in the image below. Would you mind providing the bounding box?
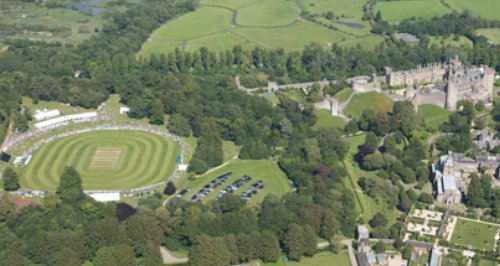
[445,70,459,110]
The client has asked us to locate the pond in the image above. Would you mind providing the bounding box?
[336,21,364,29]
[66,0,107,15]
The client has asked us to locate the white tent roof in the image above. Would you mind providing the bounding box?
[87,192,120,202]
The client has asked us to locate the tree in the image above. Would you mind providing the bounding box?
[2,167,20,191]
[373,241,386,253]
[325,11,334,20]
[56,167,85,203]
[417,192,434,204]
[164,181,176,195]
[188,158,208,174]
[149,99,165,125]
[467,173,487,207]
[284,224,305,261]
[168,114,191,137]
[260,231,280,262]
[369,212,388,228]
[239,140,271,160]
[93,244,135,266]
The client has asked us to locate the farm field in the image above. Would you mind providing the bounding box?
[477,28,500,45]
[451,218,498,250]
[428,35,473,48]
[138,0,382,56]
[180,160,291,204]
[21,130,180,190]
[444,0,500,20]
[344,92,394,119]
[312,110,346,130]
[418,104,451,129]
[375,0,451,23]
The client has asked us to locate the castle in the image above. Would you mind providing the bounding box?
[385,57,495,110]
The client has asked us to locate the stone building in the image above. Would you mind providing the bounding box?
[433,152,500,205]
[385,57,495,110]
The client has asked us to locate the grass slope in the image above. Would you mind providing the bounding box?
[477,28,500,45]
[344,92,394,119]
[139,0,375,55]
[21,130,179,190]
[445,0,500,20]
[418,104,451,129]
[181,160,291,204]
[376,0,451,23]
[343,135,399,226]
[451,218,498,250]
[334,88,353,102]
[312,110,346,130]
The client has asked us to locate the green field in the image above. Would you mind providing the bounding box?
[418,104,451,129]
[477,28,500,45]
[344,92,394,119]
[180,160,291,204]
[428,35,473,48]
[21,130,180,190]
[445,0,500,20]
[262,251,351,266]
[23,97,95,117]
[138,0,382,55]
[376,0,451,23]
[312,110,346,130]
[451,218,498,250]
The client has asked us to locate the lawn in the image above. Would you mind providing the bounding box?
[428,35,473,48]
[336,35,384,50]
[236,0,301,27]
[21,130,180,190]
[376,0,451,23]
[312,110,346,130]
[22,97,96,117]
[417,104,451,130]
[477,28,500,45]
[262,251,351,266]
[445,0,500,20]
[232,20,350,51]
[451,218,498,250]
[222,141,241,162]
[334,88,353,102]
[344,92,394,119]
[180,160,291,204]
[478,259,498,266]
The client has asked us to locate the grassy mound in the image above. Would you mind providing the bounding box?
[418,104,451,129]
[312,110,346,130]
[344,92,394,119]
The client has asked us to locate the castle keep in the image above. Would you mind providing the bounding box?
[385,57,495,110]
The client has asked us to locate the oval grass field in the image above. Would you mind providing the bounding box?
[21,130,180,190]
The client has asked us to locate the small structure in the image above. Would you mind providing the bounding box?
[119,107,130,115]
[32,109,61,121]
[34,112,98,130]
[178,164,188,171]
[357,225,370,241]
[87,192,120,202]
[429,248,440,266]
[394,33,420,44]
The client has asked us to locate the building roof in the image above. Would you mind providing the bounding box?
[429,250,440,266]
[442,175,458,192]
[357,225,369,235]
[405,240,433,250]
[365,252,376,263]
[376,254,387,265]
[87,192,120,202]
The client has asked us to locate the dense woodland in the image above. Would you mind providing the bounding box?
[1,0,500,265]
